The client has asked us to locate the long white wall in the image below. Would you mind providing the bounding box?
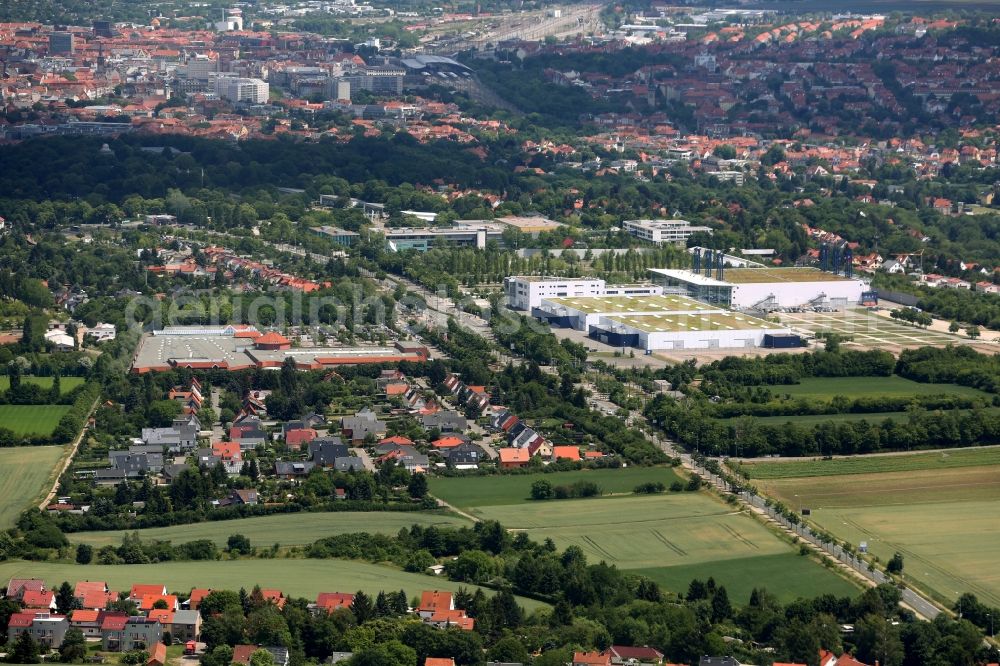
[729,280,865,309]
[642,326,791,351]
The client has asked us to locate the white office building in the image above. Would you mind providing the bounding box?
[505,276,662,311]
[623,219,713,246]
[213,76,268,103]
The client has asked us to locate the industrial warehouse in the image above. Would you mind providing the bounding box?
[649,247,867,311]
[514,251,873,352]
[529,291,795,351]
[132,325,428,373]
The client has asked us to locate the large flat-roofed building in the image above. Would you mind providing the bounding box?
[49,31,75,54]
[650,267,867,310]
[310,225,360,246]
[505,276,662,311]
[133,326,427,373]
[384,222,505,252]
[624,219,713,246]
[493,215,564,236]
[591,311,792,351]
[213,76,269,103]
[535,293,713,331]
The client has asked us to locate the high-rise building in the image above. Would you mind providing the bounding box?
[93,21,115,38]
[49,31,75,54]
[213,76,268,103]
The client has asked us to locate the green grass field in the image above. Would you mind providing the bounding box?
[809,501,1000,607]
[773,376,989,400]
[0,405,71,437]
[0,376,84,393]
[471,493,858,602]
[633,553,859,604]
[72,512,473,548]
[740,446,1000,479]
[0,559,547,610]
[429,467,684,510]
[0,446,66,528]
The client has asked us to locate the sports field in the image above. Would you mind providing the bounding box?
[0,376,84,393]
[773,376,989,401]
[776,309,967,350]
[753,448,1000,606]
[471,493,859,602]
[72,512,473,548]
[429,467,684,510]
[0,559,547,610]
[0,446,66,528]
[0,405,71,437]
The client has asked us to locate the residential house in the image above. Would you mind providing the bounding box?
[573,653,611,666]
[75,581,115,610]
[310,438,349,467]
[275,461,316,479]
[425,658,456,666]
[432,435,469,450]
[416,591,454,619]
[232,645,290,666]
[148,642,168,666]
[71,610,126,638]
[141,425,198,452]
[314,592,354,614]
[106,617,162,651]
[186,589,213,611]
[607,645,665,664]
[333,457,365,472]
[440,443,485,470]
[284,426,318,450]
[5,578,46,601]
[129,585,167,605]
[7,612,69,648]
[499,448,530,469]
[169,609,202,642]
[421,411,467,433]
[376,445,429,472]
[552,446,582,462]
[21,589,56,610]
[341,408,387,444]
[218,489,259,506]
[139,594,178,612]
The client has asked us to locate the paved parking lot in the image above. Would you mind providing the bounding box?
[776,308,977,350]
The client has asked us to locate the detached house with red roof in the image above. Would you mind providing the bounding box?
[75,581,115,610]
[607,645,665,664]
[314,592,355,614]
[130,584,167,604]
[573,652,611,666]
[6,578,46,601]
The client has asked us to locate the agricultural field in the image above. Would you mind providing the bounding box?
[772,376,990,401]
[752,447,1000,606]
[0,405,71,437]
[72,512,473,549]
[429,467,684,511]
[0,559,547,611]
[739,446,1000,479]
[634,552,859,605]
[0,446,66,528]
[810,501,1000,607]
[471,493,859,602]
[0,375,84,393]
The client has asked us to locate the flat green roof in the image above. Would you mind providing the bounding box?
[544,294,718,315]
[606,312,780,333]
[724,268,854,284]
